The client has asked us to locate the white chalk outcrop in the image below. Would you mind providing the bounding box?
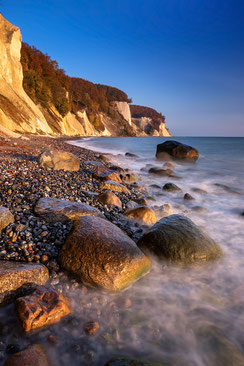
[112,102,132,125]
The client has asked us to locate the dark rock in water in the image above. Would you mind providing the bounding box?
[125,152,138,158]
[97,191,122,208]
[163,162,175,170]
[109,165,126,175]
[34,197,100,223]
[84,320,100,335]
[100,181,131,195]
[192,188,207,194]
[184,193,195,200]
[196,325,244,366]
[0,262,49,305]
[4,344,50,366]
[137,214,222,264]
[99,154,111,162]
[214,183,241,195]
[241,211,244,217]
[191,206,209,214]
[156,140,199,161]
[124,206,157,225]
[59,216,151,292]
[39,150,80,171]
[148,167,173,176]
[16,286,71,332]
[135,198,149,206]
[150,184,161,189]
[162,183,182,192]
[0,207,14,231]
[104,358,167,365]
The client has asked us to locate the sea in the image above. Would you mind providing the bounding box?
[67,136,244,365]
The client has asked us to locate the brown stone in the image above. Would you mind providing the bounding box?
[124,206,157,225]
[16,286,71,332]
[100,181,130,195]
[4,344,50,366]
[94,165,122,183]
[59,216,151,292]
[0,262,49,305]
[0,206,14,231]
[39,150,80,171]
[97,191,122,208]
[84,320,100,335]
[34,197,100,223]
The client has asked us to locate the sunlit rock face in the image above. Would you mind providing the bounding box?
[113,101,132,125]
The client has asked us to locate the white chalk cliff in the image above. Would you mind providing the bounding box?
[0,14,171,137]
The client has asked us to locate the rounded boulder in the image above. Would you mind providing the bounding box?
[39,150,80,171]
[137,214,222,264]
[59,216,151,291]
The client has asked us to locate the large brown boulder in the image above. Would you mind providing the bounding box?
[34,197,100,223]
[59,216,151,292]
[97,191,122,208]
[39,150,80,171]
[16,286,71,332]
[137,214,222,264]
[0,262,49,305]
[4,344,50,366]
[156,140,199,161]
[0,206,14,231]
[124,206,157,225]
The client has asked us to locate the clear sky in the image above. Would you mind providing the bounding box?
[1,0,244,136]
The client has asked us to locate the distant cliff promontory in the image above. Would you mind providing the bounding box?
[0,14,171,137]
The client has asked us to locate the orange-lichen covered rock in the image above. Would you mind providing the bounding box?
[16,286,71,332]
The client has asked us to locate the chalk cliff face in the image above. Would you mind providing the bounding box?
[0,14,53,134]
[0,14,171,137]
[112,102,132,125]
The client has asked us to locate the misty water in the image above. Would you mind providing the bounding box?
[1,137,244,365]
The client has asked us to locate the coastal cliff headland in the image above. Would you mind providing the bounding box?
[0,14,171,138]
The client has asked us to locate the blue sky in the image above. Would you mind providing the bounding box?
[2,0,244,136]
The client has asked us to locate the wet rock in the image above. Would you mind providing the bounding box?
[241,211,244,217]
[4,344,50,366]
[39,150,80,171]
[126,200,139,210]
[121,173,137,184]
[156,140,199,161]
[148,167,173,176]
[137,214,222,264]
[0,207,14,231]
[192,188,207,194]
[16,286,71,332]
[100,181,130,195]
[0,262,49,305]
[105,358,167,366]
[99,154,110,162]
[124,206,157,225]
[59,216,151,292]
[191,206,209,214]
[97,191,122,208]
[84,320,100,335]
[184,193,195,200]
[135,198,149,206]
[125,152,138,158]
[34,197,100,223]
[93,166,122,184]
[162,183,182,192]
[155,203,174,218]
[214,183,241,195]
[163,162,175,170]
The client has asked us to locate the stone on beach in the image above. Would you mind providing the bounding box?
[137,214,222,263]
[162,183,182,192]
[100,180,131,195]
[97,191,122,208]
[4,344,50,366]
[34,197,100,223]
[39,150,80,171]
[148,167,173,176]
[16,286,71,332]
[93,165,122,183]
[59,216,151,292]
[156,140,199,161]
[124,206,157,225]
[184,193,195,200]
[0,206,14,231]
[0,262,49,305]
